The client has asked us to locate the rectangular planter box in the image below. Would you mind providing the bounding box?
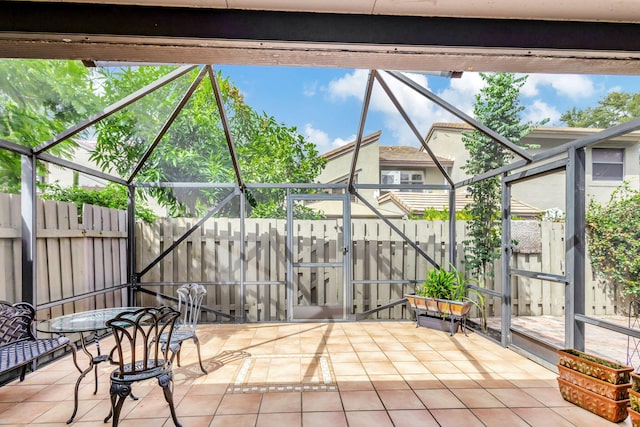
[632,372,640,391]
[557,377,629,423]
[629,407,640,427]
[558,349,633,384]
[417,315,459,333]
[630,388,640,412]
[557,364,630,400]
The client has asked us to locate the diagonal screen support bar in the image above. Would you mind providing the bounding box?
[353,190,439,269]
[136,189,238,278]
[35,65,197,155]
[374,71,454,187]
[348,70,375,190]
[209,66,244,190]
[386,70,533,163]
[128,66,208,184]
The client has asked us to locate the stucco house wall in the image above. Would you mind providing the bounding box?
[425,123,640,211]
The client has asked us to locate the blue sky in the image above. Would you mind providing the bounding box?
[217,65,640,154]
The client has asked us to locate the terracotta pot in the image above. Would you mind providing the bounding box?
[405,295,473,317]
[630,389,640,412]
[632,372,640,391]
[629,407,640,427]
[557,349,633,384]
[557,377,629,423]
[557,364,630,401]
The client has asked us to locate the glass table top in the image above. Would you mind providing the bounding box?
[37,307,139,333]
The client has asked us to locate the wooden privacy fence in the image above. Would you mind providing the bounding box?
[136,217,627,322]
[0,192,626,322]
[0,193,127,321]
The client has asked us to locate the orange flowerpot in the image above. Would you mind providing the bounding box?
[557,364,630,401]
[557,377,629,423]
[558,349,633,385]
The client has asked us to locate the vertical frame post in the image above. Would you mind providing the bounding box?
[448,189,456,267]
[286,188,293,321]
[127,185,137,306]
[501,174,512,347]
[21,154,37,305]
[343,192,353,320]
[239,189,246,322]
[566,147,586,350]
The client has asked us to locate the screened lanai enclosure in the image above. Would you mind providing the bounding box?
[2,0,640,375]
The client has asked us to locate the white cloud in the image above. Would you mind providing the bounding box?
[523,100,561,125]
[303,81,318,97]
[303,124,353,152]
[327,70,484,145]
[521,74,595,100]
[327,69,369,101]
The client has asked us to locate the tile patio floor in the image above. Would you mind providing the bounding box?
[0,321,632,426]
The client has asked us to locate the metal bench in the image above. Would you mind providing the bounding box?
[0,301,78,382]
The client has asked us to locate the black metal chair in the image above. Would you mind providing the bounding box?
[104,306,181,427]
[156,283,208,374]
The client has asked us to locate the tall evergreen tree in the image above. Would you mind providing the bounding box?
[462,73,534,278]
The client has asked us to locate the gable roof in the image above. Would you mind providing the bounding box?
[378,191,540,218]
[379,145,453,167]
[321,130,382,161]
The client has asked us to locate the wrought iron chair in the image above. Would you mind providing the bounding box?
[158,283,208,374]
[104,306,181,427]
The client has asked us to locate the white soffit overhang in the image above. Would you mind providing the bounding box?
[2,0,640,74]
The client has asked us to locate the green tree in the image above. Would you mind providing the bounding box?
[40,182,156,223]
[462,73,534,278]
[561,92,640,128]
[586,184,640,298]
[0,60,99,192]
[94,66,326,217]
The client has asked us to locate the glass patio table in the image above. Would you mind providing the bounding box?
[37,307,138,424]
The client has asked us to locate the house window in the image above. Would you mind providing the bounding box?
[592,148,624,181]
[401,172,423,191]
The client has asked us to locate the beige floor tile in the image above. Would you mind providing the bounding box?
[429,408,486,427]
[332,362,366,376]
[392,360,431,374]
[345,410,394,427]
[377,389,425,410]
[259,391,301,412]
[414,388,466,409]
[176,394,223,416]
[215,393,262,415]
[369,374,410,390]
[362,361,398,375]
[384,351,418,362]
[336,376,375,391]
[487,387,546,407]
[256,412,301,427]
[0,401,58,424]
[302,411,348,427]
[302,391,343,412]
[209,413,258,427]
[472,408,531,427]
[388,409,440,427]
[340,390,384,411]
[512,407,576,427]
[0,322,582,426]
[451,388,506,408]
[522,386,574,407]
[403,373,445,389]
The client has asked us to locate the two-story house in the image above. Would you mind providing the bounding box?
[424,123,640,211]
[316,130,540,218]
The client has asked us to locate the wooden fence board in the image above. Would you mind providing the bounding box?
[0,192,629,322]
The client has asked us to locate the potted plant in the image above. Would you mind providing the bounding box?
[405,265,485,335]
[628,372,640,426]
[556,349,632,423]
